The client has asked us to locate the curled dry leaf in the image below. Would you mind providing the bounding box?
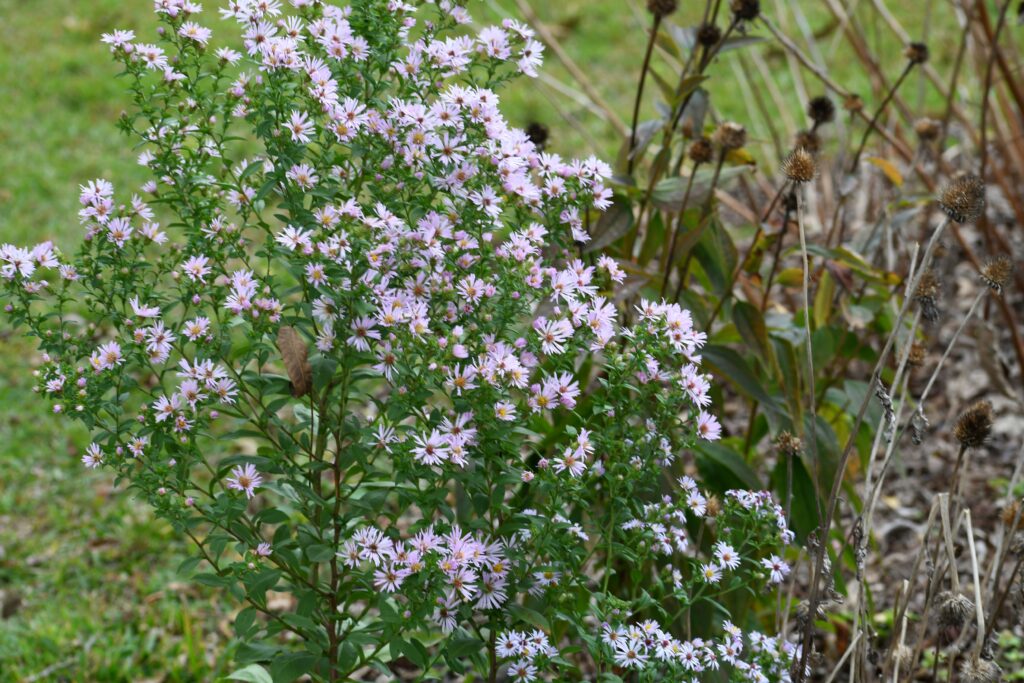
[277,325,312,398]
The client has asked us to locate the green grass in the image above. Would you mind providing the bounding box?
[0,0,973,679]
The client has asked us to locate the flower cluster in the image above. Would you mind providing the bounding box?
[2,0,796,679]
[598,618,801,680]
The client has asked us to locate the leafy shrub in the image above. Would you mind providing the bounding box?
[1,0,798,680]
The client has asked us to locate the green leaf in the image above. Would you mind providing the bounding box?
[399,638,430,669]
[584,195,634,253]
[702,345,790,430]
[270,653,320,682]
[305,544,334,563]
[694,441,761,491]
[508,603,551,631]
[235,607,257,638]
[226,664,273,683]
[731,301,771,364]
[813,270,835,328]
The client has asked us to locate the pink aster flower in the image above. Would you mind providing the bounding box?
[696,410,722,441]
[226,463,264,499]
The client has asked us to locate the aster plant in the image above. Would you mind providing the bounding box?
[1,1,797,680]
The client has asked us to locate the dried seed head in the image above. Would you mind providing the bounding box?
[697,22,723,47]
[1011,532,1024,556]
[807,96,836,125]
[730,0,760,20]
[938,174,986,223]
[706,495,721,517]
[1001,500,1024,530]
[907,341,928,367]
[713,121,747,151]
[980,255,1012,292]
[935,591,975,630]
[776,431,803,458]
[954,400,994,449]
[914,117,941,142]
[646,0,678,17]
[904,41,930,64]
[843,94,864,113]
[914,270,942,323]
[782,148,816,183]
[959,659,1001,683]
[915,270,940,299]
[525,122,549,150]
[794,129,821,154]
[891,644,914,673]
[688,137,714,165]
[794,600,826,626]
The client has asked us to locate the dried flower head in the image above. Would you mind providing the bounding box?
[776,431,802,458]
[1002,500,1024,530]
[980,255,1012,293]
[713,122,747,151]
[1011,532,1024,556]
[914,270,942,323]
[688,137,714,164]
[782,148,816,183]
[904,41,930,64]
[807,96,835,125]
[935,591,974,630]
[794,129,821,154]
[843,94,864,113]
[525,122,549,150]
[696,23,723,47]
[730,0,760,21]
[907,341,927,367]
[706,495,721,517]
[954,400,994,449]
[891,644,914,674]
[647,0,678,17]
[914,117,941,142]
[938,174,986,224]
[959,659,1001,683]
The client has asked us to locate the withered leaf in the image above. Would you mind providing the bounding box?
[277,326,312,398]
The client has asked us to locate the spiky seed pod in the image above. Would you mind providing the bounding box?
[843,94,864,112]
[954,400,994,449]
[907,341,927,367]
[688,137,714,164]
[935,591,975,630]
[697,23,723,47]
[904,41,930,64]
[713,122,747,151]
[646,0,678,17]
[776,431,802,458]
[914,270,942,323]
[959,659,1001,683]
[525,122,549,150]
[980,256,1012,293]
[782,148,816,183]
[807,96,836,125]
[914,117,941,142]
[794,129,821,154]
[730,0,760,20]
[939,174,986,223]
